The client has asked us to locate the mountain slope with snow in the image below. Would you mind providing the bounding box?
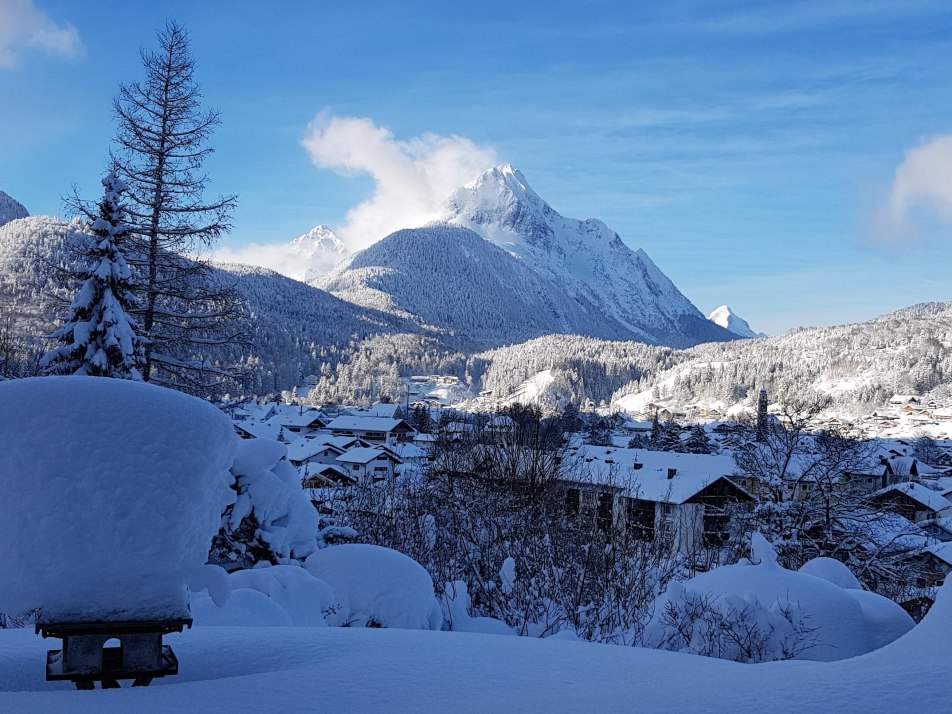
[708,305,764,338]
[317,224,634,349]
[443,165,734,347]
[0,191,28,228]
[318,166,735,350]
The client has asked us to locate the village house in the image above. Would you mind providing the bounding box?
[324,415,416,444]
[335,447,402,484]
[869,482,952,523]
[563,447,755,553]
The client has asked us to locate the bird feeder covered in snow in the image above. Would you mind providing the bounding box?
[0,377,237,688]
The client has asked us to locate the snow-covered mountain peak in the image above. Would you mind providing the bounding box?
[291,224,347,256]
[289,225,350,282]
[438,165,733,346]
[0,191,29,228]
[707,305,764,338]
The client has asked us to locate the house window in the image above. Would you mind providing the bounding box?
[625,497,654,540]
[597,492,614,532]
[565,488,580,518]
[352,464,360,471]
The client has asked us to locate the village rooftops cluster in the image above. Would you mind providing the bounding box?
[231,401,423,488]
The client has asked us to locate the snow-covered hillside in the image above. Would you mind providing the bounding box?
[317,224,638,350]
[443,165,735,347]
[0,191,28,228]
[708,305,764,338]
[288,224,349,282]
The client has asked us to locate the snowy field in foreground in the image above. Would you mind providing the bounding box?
[1,581,949,713]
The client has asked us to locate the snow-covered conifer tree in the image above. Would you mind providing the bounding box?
[41,171,145,379]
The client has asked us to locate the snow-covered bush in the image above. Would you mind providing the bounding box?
[644,534,913,662]
[190,564,339,627]
[0,376,236,622]
[210,438,319,569]
[644,583,811,663]
[305,544,442,630]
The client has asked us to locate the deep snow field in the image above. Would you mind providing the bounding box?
[1,578,949,713]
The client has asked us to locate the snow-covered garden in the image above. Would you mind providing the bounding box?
[0,376,947,710]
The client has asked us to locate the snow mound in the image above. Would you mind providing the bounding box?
[798,557,863,590]
[192,565,337,627]
[305,544,442,630]
[0,376,236,622]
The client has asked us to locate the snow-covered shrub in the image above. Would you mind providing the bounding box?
[190,564,339,627]
[305,544,442,630]
[210,438,319,569]
[0,376,236,622]
[439,580,515,635]
[644,583,811,663]
[644,534,912,662]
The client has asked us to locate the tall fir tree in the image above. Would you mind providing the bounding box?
[109,21,244,392]
[41,171,145,379]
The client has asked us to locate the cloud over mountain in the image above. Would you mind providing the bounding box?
[301,114,498,250]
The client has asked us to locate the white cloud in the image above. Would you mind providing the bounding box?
[212,242,313,281]
[877,134,952,243]
[301,114,498,250]
[0,0,84,69]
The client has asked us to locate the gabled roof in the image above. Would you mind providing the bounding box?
[337,447,403,465]
[872,482,952,514]
[233,420,283,441]
[286,438,346,463]
[276,410,327,428]
[354,403,403,419]
[565,447,748,505]
[922,541,952,567]
[326,416,415,433]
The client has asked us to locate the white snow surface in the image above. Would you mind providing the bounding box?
[305,544,442,630]
[0,377,236,622]
[707,304,764,338]
[0,579,949,711]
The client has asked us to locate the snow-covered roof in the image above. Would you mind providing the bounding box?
[354,403,403,419]
[337,447,402,465]
[566,447,745,504]
[286,438,345,463]
[326,416,414,433]
[276,411,327,428]
[874,482,952,514]
[234,420,283,441]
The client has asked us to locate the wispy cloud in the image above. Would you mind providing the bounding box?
[876,134,952,243]
[301,113,498,250]
[0,0,83,69]
[698,0,948,34]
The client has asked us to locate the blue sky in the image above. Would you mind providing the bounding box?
[3,0,952,334]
